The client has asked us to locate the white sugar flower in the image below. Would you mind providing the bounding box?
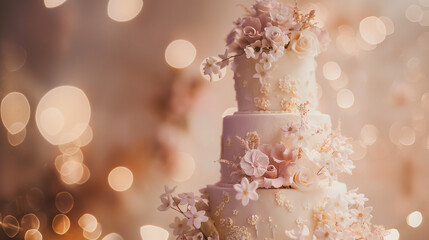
[325,195,349,214]
[169,217,191,236]
[351,205,373,223]
[314,224,337,240]
[199,187,209,199]
[203,57,222,82]
[335,211,353,229]
[270,44,284,60]
[178,192,201,206]
[244,46,258,59]
[291,165,318,191]
[345,189,368,206]
[253,63,269,85]
[285,224,310,240]
[240,149,270,177]
[270,6,293,24]
[281,122,300,138]
[184,206,209,229]
[260,52,275,70]
[233,177,259,206]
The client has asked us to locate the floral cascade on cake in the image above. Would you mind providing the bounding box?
[159,1,387,239]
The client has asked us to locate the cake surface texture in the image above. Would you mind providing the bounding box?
[159,1,386,239]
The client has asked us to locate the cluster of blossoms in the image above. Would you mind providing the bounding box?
[304,189,385,239]
[203,0,330,82]
[231,103,355,206]
[158,186,219,240]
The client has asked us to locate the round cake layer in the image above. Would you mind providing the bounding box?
[207,182,346,240]
[233,52,318,112]
[220,112,331,184]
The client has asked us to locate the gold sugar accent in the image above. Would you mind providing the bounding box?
[278,76,298,97]
[246,131,260,148]
[260,82,271,96]
[280,98,299,112]
[247,215,259,226]
[232,209,239,216]
[254,97,271,111]
[274,190,294,212]
[226,136,232,148]
[295,218,308,225]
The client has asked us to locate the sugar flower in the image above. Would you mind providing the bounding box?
[178,192,201,206]
[314,224,337,240]
[203,57,222,82]
[351,205,373,223]
[158,195,171,211]
[184,206,209,229]
[233,177,259,206]
[335,211,353,229]
[244,46,258,59]
[169,217,191,236]
[291,165,318,191]
[270,44,284,60]
[285,224,310,240]
[254,0,277,13]
[270,5,293,24]
[161,185,177,198]
[281,122,300,138]
[265,26,289,46]
[253,63,270,85]
[325,194,349,214]
[240,149,270,177]
[289,29,321,58]
[260,52,276,70]
[345,189,368,206]
[217,49,229,69]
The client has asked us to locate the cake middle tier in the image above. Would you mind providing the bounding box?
[220,112,332,184]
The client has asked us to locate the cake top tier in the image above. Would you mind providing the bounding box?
[203,0,330,112]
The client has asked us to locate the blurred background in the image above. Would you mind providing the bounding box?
[0,0,428,239]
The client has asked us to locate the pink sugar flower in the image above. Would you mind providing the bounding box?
[240,149,269,177]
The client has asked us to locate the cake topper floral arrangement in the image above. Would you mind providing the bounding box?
[202,0,330,83]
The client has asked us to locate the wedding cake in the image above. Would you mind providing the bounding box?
[159,1,386,239]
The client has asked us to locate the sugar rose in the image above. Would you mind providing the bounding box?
[265,26,289,46]
[289,29,321,58]
[291,166,318,191]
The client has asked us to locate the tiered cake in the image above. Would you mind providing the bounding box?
[159,1,386,239]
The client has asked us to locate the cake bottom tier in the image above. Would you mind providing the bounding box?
[207,182,346,240]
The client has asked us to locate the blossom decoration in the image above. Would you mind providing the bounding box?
[184,206,209,229]
[240,149,270,177]
[289,29,321,58]
[290,164,318,191]
[233,177,259,206]
[285,224,310,240]
[169,217,191,236]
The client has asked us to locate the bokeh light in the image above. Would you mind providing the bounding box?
[406,4,423,23]
[337,89,355,109]
[140,225,169,240]
[359,16,387,45]
[2,215,20,238]
[26,188,45,211]
[165,40,197,69]
[78,214,98,232]
[379,16,395,35]
[350,140,367,161]
[420,0,429,7]
[44,0,66,8]
[60,160,84,184]
[336,25,358,56]
[406,211,423,228]
[77,163,91,184]
[55,192,74,213]
[7,127,26,146]
[384,229,400,240]
[83,223,102,240]
[323,61,341,81]
[73,125,94,147]
[329,73,349,90]
[2,40,27,71]
[360,124,379,146]
[21,213,40,231]
[25,229,43,240]
[168,151,195,182]
[200,57,227,82]
[398,126,416,146]
[52,214,70,235]
[1,92,30,134]
[222,107,237,118]
[36,86,91,145]
[102,233,123,240]
[108,167,134,192]
[107,0,143,22]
